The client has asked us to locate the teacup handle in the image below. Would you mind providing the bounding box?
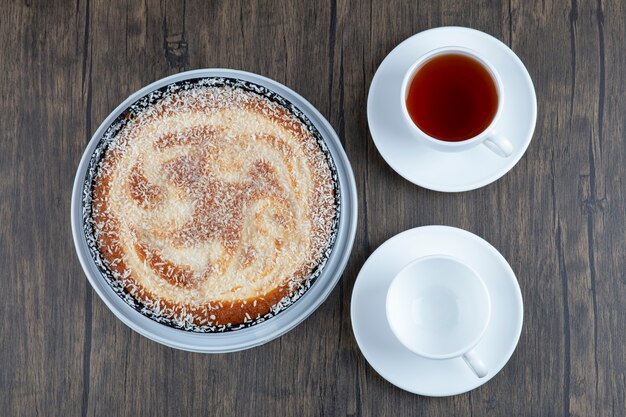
[462,349,488,378]
[483,132,513,158]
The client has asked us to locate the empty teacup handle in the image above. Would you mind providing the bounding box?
[462,349,488,378]
[483,132,513,158]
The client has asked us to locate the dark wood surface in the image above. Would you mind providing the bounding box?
[1,0,625,416]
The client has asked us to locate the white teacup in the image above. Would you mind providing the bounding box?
[400,46,513,157]
[386,255,491,378]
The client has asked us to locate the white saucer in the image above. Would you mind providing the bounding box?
[367,27,537,192]
[350,226,523,396]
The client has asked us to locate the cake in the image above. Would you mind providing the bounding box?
[89,80,338,331]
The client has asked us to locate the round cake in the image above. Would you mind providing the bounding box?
[88,80,338,331]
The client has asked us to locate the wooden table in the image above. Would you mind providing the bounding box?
[1,1,624,416]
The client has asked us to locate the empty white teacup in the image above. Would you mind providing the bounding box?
[400,46,514,157]
[386,255,491,378]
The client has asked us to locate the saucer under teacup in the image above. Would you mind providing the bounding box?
[350,226,523,396]
[367,27,537,192]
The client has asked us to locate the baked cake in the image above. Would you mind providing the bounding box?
[88,79,338,331]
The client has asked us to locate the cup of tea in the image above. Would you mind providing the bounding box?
[386,255,492,378]
[400,46,513,157]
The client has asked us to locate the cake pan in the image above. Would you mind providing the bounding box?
[71,69,357,353]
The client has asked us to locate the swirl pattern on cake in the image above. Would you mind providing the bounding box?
[88,80,338,331]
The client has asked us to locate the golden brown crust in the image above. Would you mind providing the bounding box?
[91,84,336,328]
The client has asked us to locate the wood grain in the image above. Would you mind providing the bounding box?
[0,0,624,416]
